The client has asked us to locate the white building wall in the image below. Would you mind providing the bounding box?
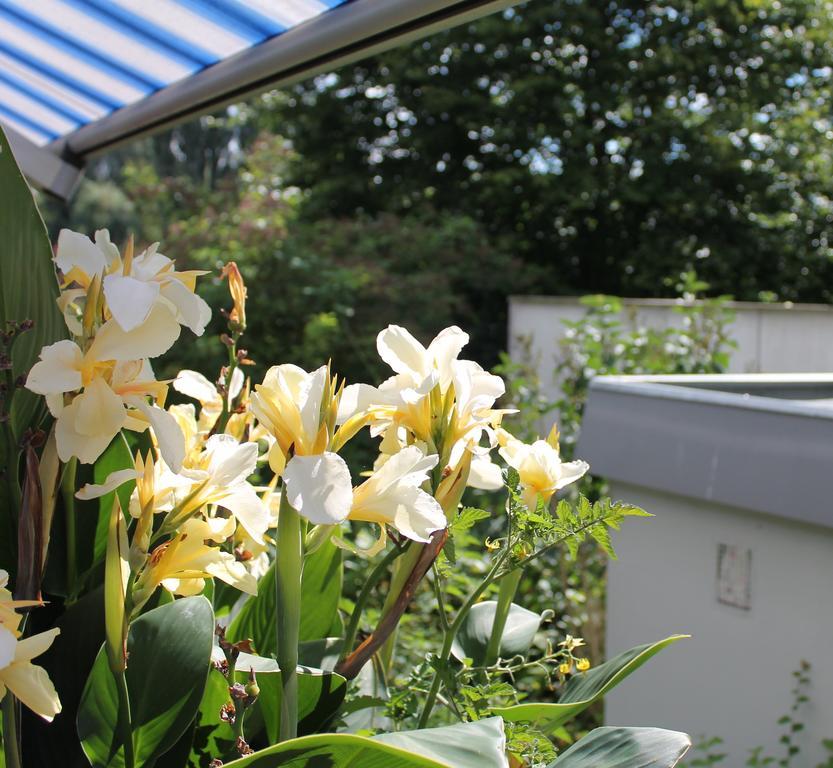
[604,480,833,767]
[508,297,833,401]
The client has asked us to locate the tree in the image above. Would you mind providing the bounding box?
[263,0,833,301]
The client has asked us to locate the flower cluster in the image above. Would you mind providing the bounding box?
[25,229,210,467]
[14,229,593,728]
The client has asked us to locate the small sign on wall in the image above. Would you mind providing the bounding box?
[717,543,752,610]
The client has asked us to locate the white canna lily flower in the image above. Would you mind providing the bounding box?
[0,571,61,722]
[250,364,331,474]
[376,324,469,393]
[55,229,211,336]
[350,446,446,543]
[26,336,184,467]
[77,434,270,545]
[499,432,589,510]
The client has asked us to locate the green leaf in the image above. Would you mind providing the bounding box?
[0,125,66,572]
[221,717,510,767]
[0,126,65,440]
[452,601,543,666]
[492,635,687,731]
[77,596,214,767]
[91,436,135,566]
[375,717,510,768]
[227,538,342,654]
[20,587,105,768]
[549,726,691,767]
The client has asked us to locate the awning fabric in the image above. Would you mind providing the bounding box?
[0,0,512,199]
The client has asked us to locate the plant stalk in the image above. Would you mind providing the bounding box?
[61,456,78,600]
[340,543,406,660]
[483,568,523,666]
[275,490,303,742]
[114,671,135,768]
[2,694,21,768]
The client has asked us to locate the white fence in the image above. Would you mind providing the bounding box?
[508,295,833,400]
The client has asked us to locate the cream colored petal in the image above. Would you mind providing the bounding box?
[90,304,181,362]
[368,445,437,496]
[204,434,258,487]
[160,279,211,336]
[283,453,353,525]
[205,554,258,595]
[555,460,590,490]
[14,628,59,664]
[2,661,61,721]
[391,486,446,543]
[55,396,122,465]
[427,326,469,389]
[103,274,160,331]
[25,340,83,395]
[162,577,205,596]
[94,229,120,266]
[76,469,139,501]
[267,442,286,477]
[216,485,269,545]
[75,378,125,437]
[173,369,220,407]
[468,455,504,491]
[0,626,16,671]
[376,325,427,378]
[228,367,245,401]
[337,383,382,424]
[136,401,185,473]
[55,229,107,276]
[298,366,327,445]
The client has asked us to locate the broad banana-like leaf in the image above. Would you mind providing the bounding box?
[549,726,691,767]
[492,635,687,731]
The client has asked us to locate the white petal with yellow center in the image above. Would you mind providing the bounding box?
[283,453,353,525]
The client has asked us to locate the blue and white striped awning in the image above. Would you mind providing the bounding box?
[0,0,514,198]
[0,0,346,148]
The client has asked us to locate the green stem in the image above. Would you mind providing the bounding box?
[61,456,78,600]
[340,543,406,660]
[214,335,240,435]
[275,490,302,742]
[484,568,523,666]
[232,702,247,749]
[114,671,135,768]
[417,552,509,728]
[2,694,21,768]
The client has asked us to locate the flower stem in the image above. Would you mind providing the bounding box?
[61,456,78,600]
[114,671,135,768]
[2,694,21,768]
[484,568,522,666]
[275,490,302,742]
[340,543,407,661]
[417,551,508,728]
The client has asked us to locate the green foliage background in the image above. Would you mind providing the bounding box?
[39,0,833,381]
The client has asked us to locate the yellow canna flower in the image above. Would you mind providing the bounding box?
[130,517,256,613]
[499,431,589,510]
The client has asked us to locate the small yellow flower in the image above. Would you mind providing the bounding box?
[558,661,573,675]
[576,657,591,672]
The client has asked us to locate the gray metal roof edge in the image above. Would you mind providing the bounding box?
[587,374,833,421]
[508,294,833,313]
[578,374,833,530]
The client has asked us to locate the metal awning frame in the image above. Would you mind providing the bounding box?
[16,0,514,199]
